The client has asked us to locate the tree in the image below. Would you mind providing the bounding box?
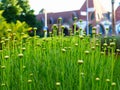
[0,0,22,23]
[2,6,22,23]
[0,0,42,28]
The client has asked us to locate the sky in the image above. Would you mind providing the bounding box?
[29,0,120,14]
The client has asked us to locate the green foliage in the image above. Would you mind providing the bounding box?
[2,5,22,23]
[0,11,9,38]
[8,20,30,39]
[0,10,30,40]
[0,0,43,29]
[18,0,30,13]
[18,10,37,27]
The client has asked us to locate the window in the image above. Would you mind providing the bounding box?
[49,17,54,24]
[91,12,95,20]
[72,12,78,21]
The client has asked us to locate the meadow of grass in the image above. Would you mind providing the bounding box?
[0,30,120,90]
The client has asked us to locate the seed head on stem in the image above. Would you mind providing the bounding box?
[1,40,4,43]
[73,17,78,21]
[84,50,90,54]
[22,47,26,51]
[4,55,9,59]
[106,28,109,31]
[104,36,107,40]
[1,83,6,86]
[99,33,102,36]
[116,49,120,53]
[13,33,16,36]
[103,43,108,47]
[110,42,115,47]
[61,25,65,29]
[30,73,33,77]
[78,60,84,65]
[61,48,66,53]
[0,50,3,53]
[91,46,95,50]
[106,79,110,82]
[5,38,9,41]
[33,27,37,31]
[18,53,23,58]
[42,48,46,50]
[58,17,62,21]
[95,77,100,81]
[80,72,84,76]
[28,79,32,83]
[75,43,78,47]
[100,51,105,55]
[1,66,6,69]
[56,82,61,86]
[79,19,82,23]
[111,82,116,86]
[22,66,26,69]
[79,35,84,40]
[92,27,96,34]
[7,29,12,33]
[79,28,82,31]
[95,43,99,47]
[68,47,71,50]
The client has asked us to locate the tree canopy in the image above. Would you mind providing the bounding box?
[0,0,41,28]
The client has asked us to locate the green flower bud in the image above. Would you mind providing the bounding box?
[95,43,99,47]
[75,43,78,46]
[110,42,115,47]
[4,55,9,59]
[100,52,105,55]
[111,82,116,86]
[95,77,100,81]
[1,66,6,69]
[30,73,33,76]
[1,83,5,86]
[106,79,110,82]
[91,46,95,50]
[18,53,23,58]
[103,43,108,47]
[79,19,82,23]
[106,28,109,31]
[56,82,61,86]
[28,79,32,83]
[7,29,12,32]
[33,27,37,31]
[58,17,62,20]
[78,60,84,65]
[61,26,65,29]
[23,66,26,69]
[79,35,84,40]
[22,47,26,51]
[73,17,77,21]
[116,49,120,52]
[61,48,66,53]
[84,50,90,54]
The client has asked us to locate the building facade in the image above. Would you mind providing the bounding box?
[36,0,120,36]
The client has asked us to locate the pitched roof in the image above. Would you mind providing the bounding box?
[79,0,107,21]
[36,0,107,26]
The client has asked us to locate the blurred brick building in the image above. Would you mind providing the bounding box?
[36,0,119,36]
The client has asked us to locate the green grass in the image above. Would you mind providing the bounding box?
[0,33,120,90]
